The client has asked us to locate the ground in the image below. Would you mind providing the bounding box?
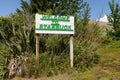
[11,48,120,80]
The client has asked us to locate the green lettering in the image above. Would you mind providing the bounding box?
[54,16,57,20]
[43,24,47,29]
[52,20,59,24]
[64,25,68,30]
[41,15,47,20]
[40,24,43,29]
[47,24,51,30]
[68,26,71,30]
[38,23,72,31]
[48,15,52,20]
[58,16,61,20]
[66,16,70,21]
[56,24,60,30]
[62,16,66,21]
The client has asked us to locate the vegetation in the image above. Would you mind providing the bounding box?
[0,0,120,79]
[107,0,120,39]
[12,47,120,80]
[0,44,10,79]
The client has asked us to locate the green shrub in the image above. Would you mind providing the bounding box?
[0,44,10,79]
[21,54,36,77]
[38,52,70,76]
[74,24,101,71]
[20,52,70,77]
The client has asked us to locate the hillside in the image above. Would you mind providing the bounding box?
[89,20,112,28]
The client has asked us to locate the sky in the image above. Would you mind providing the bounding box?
[84,0,120,20]
[0,0,21,16]
[0,0,120,21]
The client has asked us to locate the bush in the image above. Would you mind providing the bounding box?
[74,23,102,71]
[21,54,36,78]
[0,44,10,79]
[19,52,70,77]
[38,52,70,76]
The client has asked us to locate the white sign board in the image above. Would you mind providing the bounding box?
[35,14,74,34]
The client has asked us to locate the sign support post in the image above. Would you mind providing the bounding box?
[70,35,73,68]
[36,34,39,75]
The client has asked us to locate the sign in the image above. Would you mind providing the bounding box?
[35,14,74,34]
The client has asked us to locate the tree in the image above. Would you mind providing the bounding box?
[30,0,90,17]
[82,3,90,26]
[107,0,120,39]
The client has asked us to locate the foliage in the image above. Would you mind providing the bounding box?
[0,0,35,55]
[100,39,120,48]
[82,3,90,26]
[0,44,10,79]
[74,23,102,71]
[107,0,120,39]
[19,52,70,77]
[30,0,89,16]
[0,17,13,44]
[39,52,70,76]
[21,54,36,77]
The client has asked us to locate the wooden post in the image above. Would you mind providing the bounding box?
[36,34,39,58]
[70,35,73,68]
[36,34,39,75]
